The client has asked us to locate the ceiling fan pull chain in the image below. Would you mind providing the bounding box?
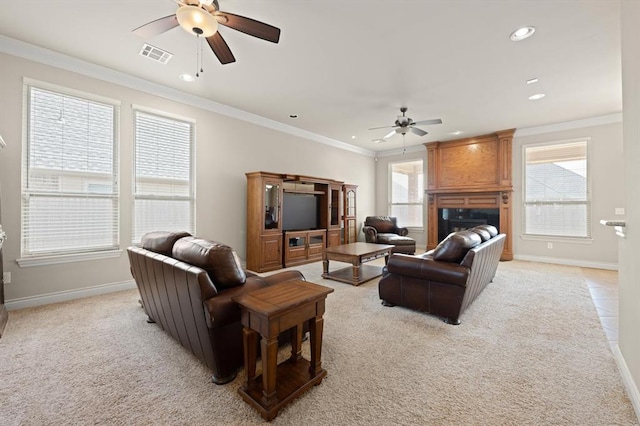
[195,35,205,78]
[195,35,200,78]
[199,35,204,75]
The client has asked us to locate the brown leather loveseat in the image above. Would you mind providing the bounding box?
[378,225,505,325]
[363,216,416,254]
[127,231,305,384]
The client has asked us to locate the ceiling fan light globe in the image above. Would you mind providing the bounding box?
[177,5,218,37]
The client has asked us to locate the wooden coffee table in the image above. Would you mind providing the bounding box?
[322,242,395,286]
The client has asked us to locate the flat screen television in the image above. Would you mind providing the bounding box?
[282,193,319,231]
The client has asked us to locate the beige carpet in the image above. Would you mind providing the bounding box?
[0,260,636,425]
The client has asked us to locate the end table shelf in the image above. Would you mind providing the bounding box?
[233,280,334,421]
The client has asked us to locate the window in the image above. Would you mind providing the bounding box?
[389,159,424,227]
[133,109,195,243]
[22,83,119,257]
[523,139,590,238]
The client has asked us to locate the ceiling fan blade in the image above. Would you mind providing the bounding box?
[410,127,428,137]
[372,139,388,144]
[383,130,396,139]
[206,32,236,64]
[216,12,281,43]
[368,125,395,130]
[132,15,179,38]
[413,118,443,126]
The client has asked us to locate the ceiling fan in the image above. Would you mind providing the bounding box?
[369,107,442,143]
[132,0,280,65]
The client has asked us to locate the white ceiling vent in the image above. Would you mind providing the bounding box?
[139,43,173,64]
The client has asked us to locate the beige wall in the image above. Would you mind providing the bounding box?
[512,121,624,269]
[619,0,640,417]
[0,53,375,304]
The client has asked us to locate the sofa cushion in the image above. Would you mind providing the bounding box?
[376,233,416,246]
[141,231,192,256]
[469,227,491,242]
[474,224,498,237]
[172,237,246,290]
[432,230,482,263]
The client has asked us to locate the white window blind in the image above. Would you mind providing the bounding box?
[22,85,119,256]
[523,140,590,238]
[389,159,424,228]
[133,109,195,243]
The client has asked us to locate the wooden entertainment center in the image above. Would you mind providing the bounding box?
[246,172,357,272]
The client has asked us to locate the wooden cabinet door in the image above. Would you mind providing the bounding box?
[261,234,283,271]
[345,218,357,244]
[307,231,326,260]
[342,185,358,244]
[327,229,341,247]
[284,231,307,266]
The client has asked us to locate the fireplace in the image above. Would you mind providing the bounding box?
[438,208,498,240]
[425,129,514,260]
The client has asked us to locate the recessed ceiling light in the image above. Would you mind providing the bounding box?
[179,73,195,82]
[289,114,298,119]
[451,130,463,135]
[529,93,545,100]
[526,78,539,84]
[351,135,356,139]
[510,26,535,41]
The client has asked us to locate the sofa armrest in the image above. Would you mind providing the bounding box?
[363,226,378,243]
[201,270,305,329]
[260,269,306,286]
[395,226,409,236]
[386,254,469,287]
[202,278,265,329]
[245,270,259,278]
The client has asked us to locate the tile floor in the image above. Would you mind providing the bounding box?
[582,267,619,350]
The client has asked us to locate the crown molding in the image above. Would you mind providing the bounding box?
[0,35,375,157]
[375,142,426,158]
[515,113,622,137]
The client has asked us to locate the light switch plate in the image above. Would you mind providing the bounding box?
[615,207,625,215]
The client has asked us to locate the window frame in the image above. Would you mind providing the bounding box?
[131,105,196,244]
[387,158,424,229]
[18,79,121,267]
[521,138,592,241]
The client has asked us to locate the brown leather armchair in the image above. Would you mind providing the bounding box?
[363,216,416,254]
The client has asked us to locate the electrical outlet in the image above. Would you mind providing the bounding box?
[615,207,625,215]
[547,242,553,249]
[2,272,10,284]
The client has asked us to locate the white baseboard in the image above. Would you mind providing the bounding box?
[6,280,137,311]
[612,344,640,422]
[513,254,618,270]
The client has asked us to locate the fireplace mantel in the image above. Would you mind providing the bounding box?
[424,129,514,260]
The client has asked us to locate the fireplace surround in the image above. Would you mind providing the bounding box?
[425,129,514,260]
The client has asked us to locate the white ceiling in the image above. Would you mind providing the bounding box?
[0,0,622,153]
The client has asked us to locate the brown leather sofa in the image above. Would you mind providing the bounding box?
[378,225,505,324]
[363,216,416,254]
[127,231,305,384]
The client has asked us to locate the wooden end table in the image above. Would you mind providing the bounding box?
[233,280,334,421]
[322,242,395,286]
